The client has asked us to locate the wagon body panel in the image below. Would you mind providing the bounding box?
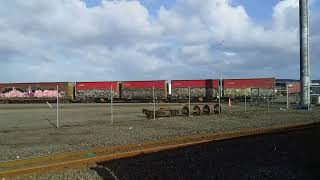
[223,78,275,97]
[171,80,219,101]
[288,82,300,94]
[0,82,73,102]
[75,81,120,102]
[121,80,167,100]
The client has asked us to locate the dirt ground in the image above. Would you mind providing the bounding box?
[0,103,319,163]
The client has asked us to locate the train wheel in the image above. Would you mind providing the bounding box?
[192,105,201,116]
[181,106,189,116]
[202,104,211,115]
[213,104,222,114]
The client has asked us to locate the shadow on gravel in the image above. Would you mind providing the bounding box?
[90,166,115,180]
[45,118,57,128]
[91,126,320,180]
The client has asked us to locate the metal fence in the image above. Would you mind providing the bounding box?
[2,87,320,163]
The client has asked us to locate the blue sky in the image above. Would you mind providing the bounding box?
[232,0,279,23]
[83,0,101,7]
[84,0,175,14]
[84,0,318,23]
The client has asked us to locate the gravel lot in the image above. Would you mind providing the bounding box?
[92,124,320,180]
[6,167,101,180]
[1,103,320,162]
[9,118,320,180]
[1,103,320,179]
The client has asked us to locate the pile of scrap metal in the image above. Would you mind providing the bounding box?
[142,104,221,119]
[142,107,180,119]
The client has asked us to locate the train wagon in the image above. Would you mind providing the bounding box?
[275,79,300,95]
[121,80,167,101]
[171,79,219,102]
[287,82,300,94]
[0,82,74,103]
[223,78,275,98]
[75,81,120,103]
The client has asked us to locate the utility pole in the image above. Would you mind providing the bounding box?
[299,0,311,109]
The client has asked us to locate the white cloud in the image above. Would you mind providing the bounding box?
[273,0,299,30]
[224,51,236,57]
[0,0,319,82]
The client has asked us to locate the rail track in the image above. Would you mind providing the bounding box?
[1,121,320,178]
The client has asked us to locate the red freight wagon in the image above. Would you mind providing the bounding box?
[121,80,167,100]
[288,82,300,94]
[75,82,120,102]
[223,78,275,89]
[121,81,165,89]
[76,82,119,91]
[223,78,275,97]
[0,82,74,103]
[171,80,219,89]
[171,80,219,101]
[0,82,69,91]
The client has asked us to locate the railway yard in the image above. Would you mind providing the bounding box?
[1,0,320,178]
[0,103,320,179]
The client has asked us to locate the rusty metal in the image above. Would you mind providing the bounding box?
[202,104,211,115]
[214,104,222,114]
[143,104,222,118]
[1,122,320,178]
[192,105,202,116]
[202,104,221,115]
[181,105,189,116]
[142,107,180,118]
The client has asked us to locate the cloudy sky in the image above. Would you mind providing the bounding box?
[0,0,319,83]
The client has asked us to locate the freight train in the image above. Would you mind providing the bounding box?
[0,78,281,103]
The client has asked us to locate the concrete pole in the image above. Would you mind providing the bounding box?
[308,80,310,110]
[299,0,311,109]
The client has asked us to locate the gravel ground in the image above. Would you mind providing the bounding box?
[8,119,320,180]
[92,124,320,180]
[5,167,101,180]
[1,103,320,179]
[0,103,320,162]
